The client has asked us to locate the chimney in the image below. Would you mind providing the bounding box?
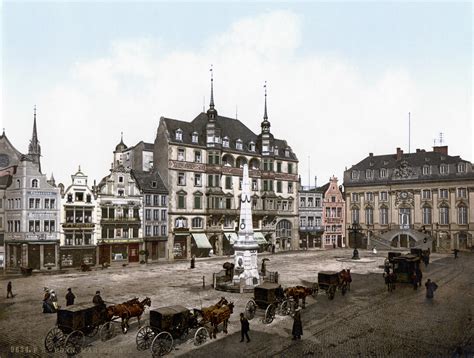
[433,145,448,155]
[396,147,404,160]
[416,149,421,153]
[369,153,373,157]
[314,176,317,188]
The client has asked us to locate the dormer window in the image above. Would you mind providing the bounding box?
[214,136,221,144]
[152,181,157,188]
[440,164,449,175]
[285,149,290,157]
[380,168,387,178]
[249,142,255,152]
[223,137,229,148]
[31,179,39,188]
[192,132,199,143]
[274,147,279,156]
[351,171,359,180]
[175,129,183,141]
[236,139,243,150]
[423,165,431,175]
[458,163,466,173]
[366,169,373,179]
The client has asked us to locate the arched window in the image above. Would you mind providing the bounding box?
[458,205,468,225]
[31,179,38,188]
[422,206,432,225]
[192,217,203,228]
[380,206,388,225]
[175,129,183,141]
[236,139,243,150]
[365,207,373,225]
[439,205,449,225]
[351,208,360,224]
[236,157,247,168]
[222,137,229,148]
[175,217,188,228]
[249,158,260,170]
[276,219,292,238]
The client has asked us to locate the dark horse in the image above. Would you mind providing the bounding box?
[107,297,151,333]
[284,286,313,308]
[209,301,235,339]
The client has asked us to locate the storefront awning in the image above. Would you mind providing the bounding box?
[254,232,268,245]
[224,232,238,244]
[192,233,212,249]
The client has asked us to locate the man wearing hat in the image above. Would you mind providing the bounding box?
[292,307,303,340]
[92,290,104,305]
[66,288,75,306]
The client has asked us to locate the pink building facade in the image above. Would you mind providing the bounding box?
[322,176,346,248]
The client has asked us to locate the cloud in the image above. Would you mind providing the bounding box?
[6,9,470,187]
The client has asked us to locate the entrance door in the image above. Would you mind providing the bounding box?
[99,245,110,265]
[28,245,40,270]
[152,242,159,260]
[128,244,139,262]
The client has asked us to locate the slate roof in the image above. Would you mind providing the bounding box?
[132,170,168,194]
[344,148,474,187]
[0,175,12,189]
[126,141,154,152]
[162,112,297,161]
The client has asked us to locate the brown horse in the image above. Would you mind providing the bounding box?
[284,286,313,308]
[209,301,234,339]
[107,297,151,333]
[196,297,229,323]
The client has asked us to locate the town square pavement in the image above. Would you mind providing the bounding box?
[0,249,472,357]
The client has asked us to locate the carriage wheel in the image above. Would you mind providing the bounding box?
[264,304,277,324]
[64,330,84,356]
[328,285,336,300]
[194,327,208,346]
[84,324,99,338]
[151,331,173,357]
[279,300,290,316]
[99,321,116,341]
[312,283,319,298]
[136,326,156,351]
[44,327,65,353]
[245,299,257,320]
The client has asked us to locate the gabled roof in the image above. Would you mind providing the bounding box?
[132,169,168,194]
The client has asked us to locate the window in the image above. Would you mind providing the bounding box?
[440,164,449,175]
[194,173,202,187]
[458,205,468,224]
[161,196,167,206]
[422,190,431,200]
[224,217,234,228]
[366,170,373,179]
[32,179,38,188]
[177,148,185,161]
[161,225,167,236]
[276,181,282,193]
[423,165,431,175]
[422,207,432,225]
[366,192,373,201]
[145,209,151,220]
[194,195,202,209]
[50,199,55,209]
[274,147,278,156]
[380,207,388,225]
[365,208,373,225]
[223,137,229,148]
[276,162,282,173]
[380,168,387,178]
[288,182,293,193]
[118,176,124,183]
[263,180,273,192]
[67,194,73,203]
[192,217,203,228]
[236,139,243,150]
[288,163,293,174]
[351,171,359,180]
[35,198,41,209]
[177,194,186,209]
[145,195,151,205]
[439,206,449,225]
[175,129,183,141]
[249,142,255,151]
[145,226,151,237]
[178,172,186,186]
[118,189,124,196]
[239,178,243,190]
[252,179,258,191]
[457,188,467,198]
[351,208,360,223]
[380,191,388,201]
[439,189,448,199]
[153,195,160,206]
[194,151,202,163]
[308,197,314,207]
[153,226,160,236]
[29,198,34,209]
[161,210,167,220]
[192,132,199,143]
[285,149,290,157]
[457,163,466,173]
[263,160,274,172]
[225,176,232,189]
[153,209,160,220]
[316,198,321,207]
[351,193,359,202]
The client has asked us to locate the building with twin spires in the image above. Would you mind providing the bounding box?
[154,73,299,260]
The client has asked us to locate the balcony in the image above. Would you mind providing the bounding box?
[101,217,140,224]
[299,226,324,233]
[326,217,343,223]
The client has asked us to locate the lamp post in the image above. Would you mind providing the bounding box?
[350,222,360,260]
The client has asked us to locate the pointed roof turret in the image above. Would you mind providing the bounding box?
[206,65,218,121]
[28,105,42,173]
[261,82,271,134]
[115,132,128,152]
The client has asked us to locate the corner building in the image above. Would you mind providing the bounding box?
[154,77,299,259]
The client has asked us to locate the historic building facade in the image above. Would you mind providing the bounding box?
[321,176,345,248]
[4,112,61,271]
[58,167,98,268]
[343,146,474,252]
[298,180,324,249]
[154,76,299,260]
[123,141,154,172]
[96,136,144,264]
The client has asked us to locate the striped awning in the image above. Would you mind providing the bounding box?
[192,233,212,249]
[253,232,268,245]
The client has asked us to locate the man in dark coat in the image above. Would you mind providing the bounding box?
[240,313,250,343]
[6,281,13,298]
[425,279,438,299]
[453,249,459,259]
[292,307,303,340]
[66,288,75,306]
[93,290,105,305]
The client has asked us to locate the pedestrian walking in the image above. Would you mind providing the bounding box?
[416,267,423,287]
[240,313,250,343]
[190,255,195,269]
[6,281,13,298]
[272,244,275,254]
[43,288,53,313]
[411,271,418,290]
[93,290,105,305]
[425,279,438,299]
[292,307,303,340]
[453,249,459,259]
[66,288,75,306]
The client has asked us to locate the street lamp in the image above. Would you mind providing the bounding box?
[350,222,360,260]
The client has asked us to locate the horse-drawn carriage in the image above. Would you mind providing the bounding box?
[245,282,287,324]
[44,302,116,356]
[391,254,421,283]
[312,271,349,300]
[136,297,234,356]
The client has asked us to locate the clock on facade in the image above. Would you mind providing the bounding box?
[0,154,10,167]
[400,191,408,199]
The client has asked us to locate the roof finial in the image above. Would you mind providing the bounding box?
[263,81,268,120]
[121,131,123,142]
[209,64,214,108]
[78,164,81,172]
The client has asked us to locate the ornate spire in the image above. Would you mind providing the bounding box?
[261,82,271,134]
[263,81,268,120]
[28,105,42,173]
[206,65,218,120]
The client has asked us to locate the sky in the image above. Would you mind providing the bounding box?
[1,1,472,188]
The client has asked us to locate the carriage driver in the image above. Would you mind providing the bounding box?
[93,290,105,305]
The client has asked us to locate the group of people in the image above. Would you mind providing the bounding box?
[41,288,104,313]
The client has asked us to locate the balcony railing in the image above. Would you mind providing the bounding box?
[101,217,140,223]
[299,225,324,232]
